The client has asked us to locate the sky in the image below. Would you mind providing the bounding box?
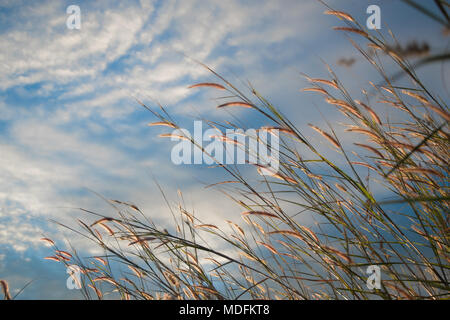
[0,0,448,299]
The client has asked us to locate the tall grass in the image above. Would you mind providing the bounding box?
[39,7,449,300]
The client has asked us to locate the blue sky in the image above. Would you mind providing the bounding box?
[0,0,448,299]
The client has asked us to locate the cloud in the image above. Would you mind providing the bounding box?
[0,1,148,89]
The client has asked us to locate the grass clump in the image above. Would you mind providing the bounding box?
[42,6,449,300]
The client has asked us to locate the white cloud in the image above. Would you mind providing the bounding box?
[0,1,148,90]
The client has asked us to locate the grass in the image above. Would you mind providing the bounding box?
[4,3,448,300]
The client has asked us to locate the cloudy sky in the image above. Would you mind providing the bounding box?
[0,0,448,299]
